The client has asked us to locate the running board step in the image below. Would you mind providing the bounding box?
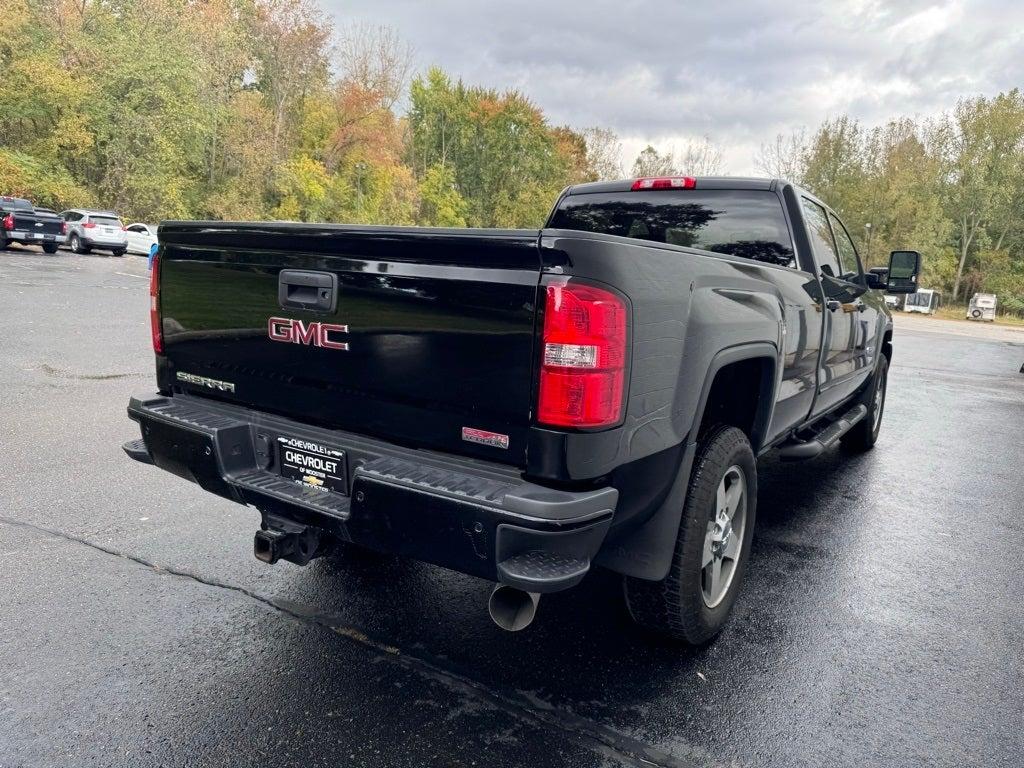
[778,404,868,461]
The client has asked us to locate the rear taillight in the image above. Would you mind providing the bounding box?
[60,221,67,235]
[150,252,163,354]
[1,214,13,231]
[631,176,696,190]
[537,281,628,429]
[82,221,96,229]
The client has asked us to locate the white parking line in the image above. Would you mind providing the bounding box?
[115,272,148,280]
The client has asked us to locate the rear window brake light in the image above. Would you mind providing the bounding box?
[631,176,696,191]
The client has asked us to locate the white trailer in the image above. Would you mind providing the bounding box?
[904,288,941,315]
[967,293,997,322]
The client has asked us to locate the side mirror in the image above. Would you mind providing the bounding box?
[886,250,921,294]
[865,268,888,290]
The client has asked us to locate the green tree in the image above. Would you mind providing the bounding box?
[418,164,467,226]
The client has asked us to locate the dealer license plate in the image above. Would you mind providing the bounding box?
[276,437,347,494]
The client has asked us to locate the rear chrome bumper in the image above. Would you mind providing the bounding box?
[124,392,616,591]
[7,231,65,244]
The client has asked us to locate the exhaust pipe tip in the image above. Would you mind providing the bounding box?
[488,585,540,632]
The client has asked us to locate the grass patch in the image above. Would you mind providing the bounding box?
[928,306,1024,327]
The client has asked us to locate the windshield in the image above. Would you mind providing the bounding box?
[906,292,931,307]
[549,189,796,268]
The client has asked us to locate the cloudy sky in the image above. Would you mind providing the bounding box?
[324,0,1024,174]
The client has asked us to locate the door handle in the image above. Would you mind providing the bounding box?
[278,270,337,313]
[825,299,841,312]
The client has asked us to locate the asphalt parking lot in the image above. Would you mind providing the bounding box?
[2,246,1023,768]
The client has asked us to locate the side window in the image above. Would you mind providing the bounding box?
[829,213,861,281]
[801,198,841,278]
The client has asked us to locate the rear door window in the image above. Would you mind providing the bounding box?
[828,212,861,281]
[801,199,842,278]
[549,189,797,268]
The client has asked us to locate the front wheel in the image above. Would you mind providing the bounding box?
[111,249,126,257]
[841,354,888,452]
[624,425,757,645]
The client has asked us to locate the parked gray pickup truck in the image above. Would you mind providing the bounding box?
[124,176,920,644]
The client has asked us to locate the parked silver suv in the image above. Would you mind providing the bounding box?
[60,209,128,256]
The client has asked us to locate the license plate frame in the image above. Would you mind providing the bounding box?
[276,437,348,495]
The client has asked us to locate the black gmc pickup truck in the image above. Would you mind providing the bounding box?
[0,196,65,253]
[124,176,920,644]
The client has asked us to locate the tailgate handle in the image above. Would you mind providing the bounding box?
[278,270,337,313]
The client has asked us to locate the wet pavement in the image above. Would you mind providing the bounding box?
[2,248,1022,768]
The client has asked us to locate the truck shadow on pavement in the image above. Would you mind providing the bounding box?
[260,444,887,708]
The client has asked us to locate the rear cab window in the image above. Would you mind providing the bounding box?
[1,197,33,211]
[549,189,797,268]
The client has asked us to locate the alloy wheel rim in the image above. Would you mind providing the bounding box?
[702,465,746,609]
[872,366,886,432]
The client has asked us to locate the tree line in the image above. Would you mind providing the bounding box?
[758,92,1024,310]
[0,0,625,229]
[2,0,1020,311]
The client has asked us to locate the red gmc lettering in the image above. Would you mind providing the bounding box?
[267,317,349,350]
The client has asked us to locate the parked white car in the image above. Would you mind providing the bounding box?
[125,223,158,255]
[967,293,997,322]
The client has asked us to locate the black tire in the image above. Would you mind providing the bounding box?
[840,354,889,452]
[112,249,126,257]
[0,234,7,251]
[42,243,59,254]
[624,425,757,645]
[69,234,90,254]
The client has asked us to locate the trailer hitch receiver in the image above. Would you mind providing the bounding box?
[253,517,324,566]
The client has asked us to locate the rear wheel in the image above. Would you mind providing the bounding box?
[841,354,888,452]
[112,249,126,257]
[69,234,90,254]
[624,425,757,645]
[42,243,59,254]
[0,234,7,251]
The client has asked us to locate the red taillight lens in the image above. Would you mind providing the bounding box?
[631,176,696,191]
[1,214,13,231]
[150,253,163,354]
[82,221,96,229]
[537,281,628,428]
[60,221,67,235]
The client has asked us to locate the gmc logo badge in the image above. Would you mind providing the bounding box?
[268,317,349,350]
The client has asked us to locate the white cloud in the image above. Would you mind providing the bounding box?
[321,0,1024,174]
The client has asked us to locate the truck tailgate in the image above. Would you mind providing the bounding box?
[157,223,542,466]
